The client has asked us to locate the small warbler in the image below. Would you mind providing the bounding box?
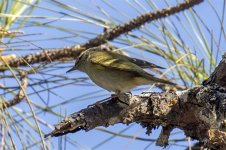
[67,46,175,101]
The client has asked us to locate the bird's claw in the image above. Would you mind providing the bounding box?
[111,92,132,105]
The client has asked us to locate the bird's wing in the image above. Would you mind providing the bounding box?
[89,51,148,73]
[125,57,165,69]
[90,51,176,85]
[108,50,165,69]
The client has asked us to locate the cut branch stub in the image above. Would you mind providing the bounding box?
[203,53,226,88]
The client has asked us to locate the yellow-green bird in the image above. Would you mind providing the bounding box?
[67,46,175,97]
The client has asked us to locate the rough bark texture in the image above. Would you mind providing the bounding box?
[203,53,226,87]
[45,52,226,150]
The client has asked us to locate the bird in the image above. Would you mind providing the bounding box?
[67,46,175,102]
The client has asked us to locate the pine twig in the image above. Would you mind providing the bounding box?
[1,0,203,70]
[0,71,28,109]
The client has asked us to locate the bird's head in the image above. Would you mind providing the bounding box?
[66,46,110,73]
[66,49,90,73]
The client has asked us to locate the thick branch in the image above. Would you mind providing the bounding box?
[203,53,226,87]
[2,0,203,69]
[45,85,226,149]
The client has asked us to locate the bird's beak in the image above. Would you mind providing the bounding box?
[66,66,77,73]
[67,59,80,73]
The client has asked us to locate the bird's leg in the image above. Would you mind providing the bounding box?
[114,91,131,105]
[127,91,132,97]
[110,93,118,98]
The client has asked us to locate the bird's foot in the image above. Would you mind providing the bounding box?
[112,92,132,105]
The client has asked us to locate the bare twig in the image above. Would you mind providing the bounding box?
[0,120,5,150]
[95,127,186,142]
[1,0,203,70]
[0,71,28,109]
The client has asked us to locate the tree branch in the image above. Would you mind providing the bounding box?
[203,53,226,87]
[45,85,226,149]
[1,0,203,70]
[0,71,28,109]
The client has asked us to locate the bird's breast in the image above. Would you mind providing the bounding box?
[84,63,140,93]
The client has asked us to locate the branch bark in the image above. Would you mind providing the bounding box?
[45,85,226,149]
[203,53,226,87]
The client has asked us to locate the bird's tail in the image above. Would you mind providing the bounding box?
[152,77,176,85]
[142,72,176,85]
